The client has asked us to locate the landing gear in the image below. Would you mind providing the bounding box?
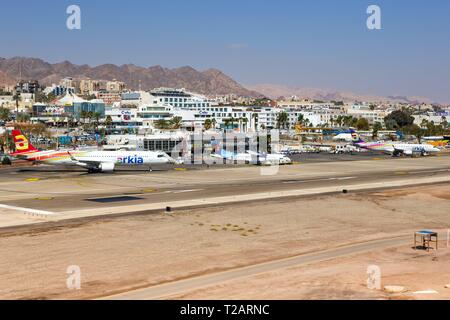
[149,166,153,172]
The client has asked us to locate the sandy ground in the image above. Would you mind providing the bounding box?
[0,183,449,299]
[167,246,450,300]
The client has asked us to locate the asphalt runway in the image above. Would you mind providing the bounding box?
[0,154,450,221]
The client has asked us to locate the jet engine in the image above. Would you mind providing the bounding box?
[99,162,115,172]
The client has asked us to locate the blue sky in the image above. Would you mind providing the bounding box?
[1,0,450,102]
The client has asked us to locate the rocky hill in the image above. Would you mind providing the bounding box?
[0,57,261,97]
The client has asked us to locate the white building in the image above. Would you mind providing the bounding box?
[413,112,450,126]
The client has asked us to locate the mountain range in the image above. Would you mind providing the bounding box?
[0,57,438,104]
[0,57,261,97]
[247,84,435,105]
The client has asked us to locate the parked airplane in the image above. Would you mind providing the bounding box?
[332,131,354,142]
[212,148,292,165]
[10,130,176,173]
[351,131,440,156]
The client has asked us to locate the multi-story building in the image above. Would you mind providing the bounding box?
[413,111,450,127]
[104,107,142,129]
[79,79,101,95]
[43,84,75,97]
[346,104,388,125]
[106,80,126,93]
[150,88,211,109]
[97,92,122,106]
[15,80,40,94]
[277,99,335,110]
[60,77,76,89]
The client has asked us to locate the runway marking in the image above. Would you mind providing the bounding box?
[282,177,356,184]
[336,176,357,180]
[25,178,40,182]
[413,290,439,295]
[0,204,55,216]
[172,189,204,194]
[412,169,450,174]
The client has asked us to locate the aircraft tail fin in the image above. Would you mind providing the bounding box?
[350,130,365,144]
[11,130,38,154]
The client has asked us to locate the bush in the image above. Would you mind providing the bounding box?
[1,156,12,165]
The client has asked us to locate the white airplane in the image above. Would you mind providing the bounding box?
[212,149,292,165]
[351,130,440,157]
[333,132,354,142]
[10,130,176,173]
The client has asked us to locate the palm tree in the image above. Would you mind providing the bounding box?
[93,112,101,132]
[204,118,212,130]
[230,117,237,129]
[372,122,383,139]
[224,118,231,130]
[154,119,169,130]
[276,111,289,129]
[336,115,344,127]
[16,113,30,123]
[80,110,88,125]
[169,116,183,129]
[420,119,429,129]
[441,116,448,132]
[105,115,113,131]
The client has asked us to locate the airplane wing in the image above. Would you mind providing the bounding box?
[67,152,115,172]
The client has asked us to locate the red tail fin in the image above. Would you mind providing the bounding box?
[11,130,38,154]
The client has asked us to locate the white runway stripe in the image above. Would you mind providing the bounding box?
[0,204,55,216]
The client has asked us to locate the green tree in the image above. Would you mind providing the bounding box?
[384,110,414,128]
[16,112,30,123]
[105,115,113,130]
[204,118,212,130]
[406,124,425,143]
[372,122,383,139]
[385,118,398,130]
[154,119,169,130]
[356,118,370,131]
[169,116,183,129]
[441,116,448,132]
[93,112,101,131]
[0,107,11,122]
[276,111,289,129]
[80,110,88,125]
